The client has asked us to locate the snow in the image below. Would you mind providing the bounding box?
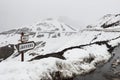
[30,18,76,33]
[0,37,113,80]
[0,28,119,80]
[63,49,89,60]
[0,57,95,80]
[84,44,111,65]
[1,15,120,80]
[34,36,73,54]
[0,43,111,80]
[0,18,76,47]
[0,34,20,47]
[64,44,111,65]
[89,14,120,29]
[57,31,99,51]
[108,36,120,47]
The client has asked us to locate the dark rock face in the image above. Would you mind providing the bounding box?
[100,14,120,29]
[0,44,14,61]
[101,21,120,28]
[29,52,66,61]
[29,40,112,61]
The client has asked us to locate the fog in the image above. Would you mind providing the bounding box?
[0,0,120,32]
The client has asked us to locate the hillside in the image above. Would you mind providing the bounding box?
[0,14,120,80]
[0,18,77,61]
[87,14,120,31]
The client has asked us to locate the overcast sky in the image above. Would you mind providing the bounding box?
[0,0,120,32]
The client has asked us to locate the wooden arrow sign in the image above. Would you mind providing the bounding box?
[18,41,35,52]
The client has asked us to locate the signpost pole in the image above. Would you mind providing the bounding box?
[21,32,24,62]
[21,52,24,62]
[18,32,35,62]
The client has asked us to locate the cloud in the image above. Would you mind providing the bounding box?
[0,0,120,32]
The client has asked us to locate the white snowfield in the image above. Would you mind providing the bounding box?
[0,15,120,80]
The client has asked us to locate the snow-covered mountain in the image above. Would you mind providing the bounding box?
[87,14,120,31]
[0,18,76,34]
[0,14,120,80]
[0,18,77,47]
[0,18,77,62]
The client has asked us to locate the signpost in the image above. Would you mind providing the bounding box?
[18,32,35,62]
[21,35,29,42]
[18,41,35,52]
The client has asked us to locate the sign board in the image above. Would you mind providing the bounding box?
[18,41,35,52]
[21,35,29,42]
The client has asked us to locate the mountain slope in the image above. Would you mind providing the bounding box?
[0,14,120,80]
[0,19,77,47]
[87,14,120,30]
[0,18,77,61]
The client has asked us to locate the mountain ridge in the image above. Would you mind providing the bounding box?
[87,14,120,29]
[0,18,77,35]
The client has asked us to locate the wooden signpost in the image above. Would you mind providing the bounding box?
[18,32,35,62]
[18,41,35,52]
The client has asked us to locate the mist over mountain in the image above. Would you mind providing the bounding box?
[58,16,85,30]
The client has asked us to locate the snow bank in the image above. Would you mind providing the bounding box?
[0,57,95,80]
[63,44,111,68]
[0,43,112,80]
